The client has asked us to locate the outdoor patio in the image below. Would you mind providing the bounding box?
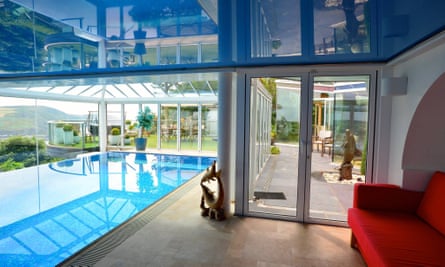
[251,143,364,222]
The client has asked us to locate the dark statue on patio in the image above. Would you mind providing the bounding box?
[339,129,356,181]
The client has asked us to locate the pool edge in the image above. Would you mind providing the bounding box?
[57,170,205,267]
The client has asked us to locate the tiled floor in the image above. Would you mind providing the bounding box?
[88,182,365,267]
[63,145,366,266]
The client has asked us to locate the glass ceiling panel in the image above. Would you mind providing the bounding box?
[29,86,53,92]
[0,72,219,103]
[115,84,140,98]
[2,0,218,74]
[144,83,168,97]
[48,86,75,94]
[4,0,445,74]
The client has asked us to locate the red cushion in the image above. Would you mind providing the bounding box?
[353,183,423,212]
[349,209,445,266]
[417,171,445,235]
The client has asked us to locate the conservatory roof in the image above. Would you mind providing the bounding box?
[0,72,219,104]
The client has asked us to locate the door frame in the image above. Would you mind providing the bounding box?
[304,70,378,226]
[234,65,378,225]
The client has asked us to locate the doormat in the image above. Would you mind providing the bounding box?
[254,191,286,200]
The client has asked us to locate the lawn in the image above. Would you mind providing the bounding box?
[135,135,217,152]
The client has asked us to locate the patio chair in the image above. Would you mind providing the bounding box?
[321,137,333,157]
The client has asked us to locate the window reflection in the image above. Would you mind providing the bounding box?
[314,0,370,55]
[0,0,218,73]
[45,33,98,71]
[202,43,218,63]
[251,0,301,58]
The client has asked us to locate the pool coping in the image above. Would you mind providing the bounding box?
[57,169,205,267]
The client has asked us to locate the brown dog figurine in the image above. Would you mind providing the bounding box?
[200,161,225,221]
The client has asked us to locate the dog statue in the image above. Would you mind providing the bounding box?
[200,161,225,221]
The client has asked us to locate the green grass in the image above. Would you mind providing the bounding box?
[53,141,99,149]
[56,135,217,152]
[142,135,217,152]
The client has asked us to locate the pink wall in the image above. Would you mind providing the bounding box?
[402,72,445,190]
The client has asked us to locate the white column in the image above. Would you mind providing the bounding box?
[198,104,202,151]
[157,104,161,149]
[120,104,125,146]
[176,104,181,151]
[197,42,202,63]
[99,101,107,152]
[217,0,233,216]
[156,45,161,65]
[98,40,107,68]
[176,44,181,64]
[119,47,124,68]
[218,72,232,216]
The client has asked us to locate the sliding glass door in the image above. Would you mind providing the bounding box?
[308,75,371,224]
[247,77,303,218]
[242,70,374,224]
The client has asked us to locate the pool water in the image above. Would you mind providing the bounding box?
[0,152,215,266]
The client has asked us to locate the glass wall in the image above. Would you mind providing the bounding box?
[250,79,273,177]
[160,104,178,150]
[0,97,98,173]
[201,104,218,152]
[180,105,199,151]
[107,104,123,146]
[0,69,219,172]
[142,104,158,150]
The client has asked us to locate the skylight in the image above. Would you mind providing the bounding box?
[0,72,219,103]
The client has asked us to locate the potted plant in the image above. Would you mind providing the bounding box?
[124,134,131,145]
[271,130,277,145]
[109,127,121,145]
[134,153,154,194]
[125,120,132,130]
[135,106,154,151]
[73,129,81,144]
[54,122,65,144]
[63,124,74,145]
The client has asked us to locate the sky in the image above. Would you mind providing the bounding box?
[0,96,96,116]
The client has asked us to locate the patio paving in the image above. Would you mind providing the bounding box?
[251,143,363,222]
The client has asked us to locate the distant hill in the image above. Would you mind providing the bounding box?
[0,106,86,138]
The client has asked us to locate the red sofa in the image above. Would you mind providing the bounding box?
[348,171,445,267]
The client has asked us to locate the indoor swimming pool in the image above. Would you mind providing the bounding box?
[0,152,216,266]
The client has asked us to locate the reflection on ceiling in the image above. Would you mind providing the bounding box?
[0,72,219,103]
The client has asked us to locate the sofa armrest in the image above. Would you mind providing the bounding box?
[353,183,424,212]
